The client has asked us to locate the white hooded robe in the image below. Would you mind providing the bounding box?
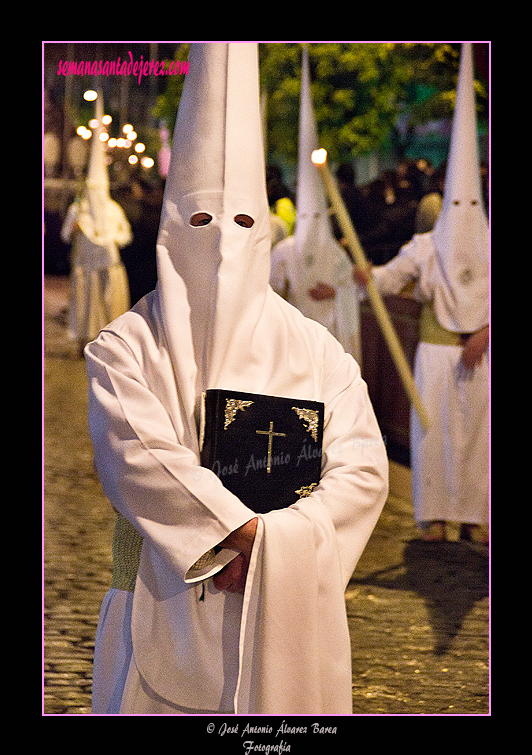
[270,47,361,362]
[369,43,488,527]
[87,43,387,715]
[61,92,131,345]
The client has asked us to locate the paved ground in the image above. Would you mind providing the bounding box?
[43,275,489,716]
[347,461,489,715]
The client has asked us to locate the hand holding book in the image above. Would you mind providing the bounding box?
[200,389,324,593]
[213,517,258,593]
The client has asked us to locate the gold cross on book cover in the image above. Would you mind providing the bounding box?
[200,389,324,514]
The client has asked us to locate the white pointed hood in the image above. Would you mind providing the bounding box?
[289,47,360,358]
[75,90,133,256]
[296,47,329,246]
[294,48,352,295]
[155,43,275,447]
[81,91,113,241]
[86,92,110,194]
[276,47,355,339]
[431,43,489,333]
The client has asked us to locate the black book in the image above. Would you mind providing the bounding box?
[200,389,324,514]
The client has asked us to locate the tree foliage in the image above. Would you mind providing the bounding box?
[260,42,487,164]
[153,42,488,165]
[152,43,190,129]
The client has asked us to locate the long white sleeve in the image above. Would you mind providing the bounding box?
[370,235,424,296]
[86,329,257,584]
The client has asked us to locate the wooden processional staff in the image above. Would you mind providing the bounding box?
[312,148,430,432]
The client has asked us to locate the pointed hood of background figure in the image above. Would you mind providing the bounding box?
[83,90,112,240]
[270,46,360,359]
[431,42,489,333]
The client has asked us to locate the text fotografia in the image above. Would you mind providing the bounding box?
[207,720,339,753]
[57,51,189,85]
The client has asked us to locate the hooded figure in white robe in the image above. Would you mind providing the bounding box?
[358,43,489,542]
[86,42,387,715]
[271,47,361,362]
[61,92,131,352]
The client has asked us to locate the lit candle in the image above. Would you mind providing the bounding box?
[312,149,430,431]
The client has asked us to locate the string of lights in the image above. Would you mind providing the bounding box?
[76,89,155,172]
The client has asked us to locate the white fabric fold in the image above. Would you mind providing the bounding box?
[235,503,352,714]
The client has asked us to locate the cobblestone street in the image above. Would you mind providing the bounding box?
[43,275,489,716]
[347,460,489,715]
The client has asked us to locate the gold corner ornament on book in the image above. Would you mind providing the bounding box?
[200,389,324,514]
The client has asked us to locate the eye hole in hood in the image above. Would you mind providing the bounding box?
[189,212,255,228]
[190,212,213,226]
[234,213,254,228]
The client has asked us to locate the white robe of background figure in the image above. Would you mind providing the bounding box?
[354,43,489,545]
[61,92,131,355]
